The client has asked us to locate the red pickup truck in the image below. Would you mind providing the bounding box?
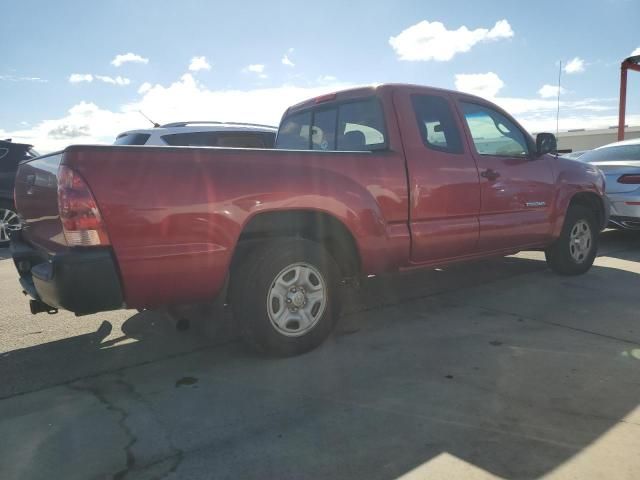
[11,84,607,355]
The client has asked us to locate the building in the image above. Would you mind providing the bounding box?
[555,126,640,152]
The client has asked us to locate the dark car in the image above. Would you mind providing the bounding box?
[0,139,39,246]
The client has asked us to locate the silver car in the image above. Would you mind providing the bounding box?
[579,137,640,230]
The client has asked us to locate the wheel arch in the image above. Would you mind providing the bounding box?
[568,192,606,230]
[231,209,362,280]
[553,190,606,239]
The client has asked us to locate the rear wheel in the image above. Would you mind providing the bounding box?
[545,205,598,275]
[230,238,340,356]
[0,206,21,247]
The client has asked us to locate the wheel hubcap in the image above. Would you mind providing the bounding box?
[267,262,327,337]
[569,219,592,263]
[0,208,21,243]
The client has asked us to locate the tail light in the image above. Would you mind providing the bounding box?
[618,174,640,184]
[57,165,110,246]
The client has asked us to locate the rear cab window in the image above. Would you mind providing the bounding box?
[276,97,387,151]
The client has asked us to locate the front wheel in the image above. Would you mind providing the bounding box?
[0,206,21,247]
[545,205,598,275]
[230,239,340,356]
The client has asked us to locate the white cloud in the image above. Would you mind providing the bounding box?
[452,72,628,133]
[69,73,94,83]
[454,72,504,98]
[282,48,295,67]
[138,82,153,94]
[244,64,267,78]
[95,75,131,86]
[631,47,640,57]
[389,19,514,61]
[5,68,635,154]
[245,64,265,73]
[188,56,211,72]
[564,57,585,74]
[0,74,47,83]
[1,73,349,152]
[538,84,566,99]
[111,52,149,67]
[69,73,130,86]
[317,75,338,84]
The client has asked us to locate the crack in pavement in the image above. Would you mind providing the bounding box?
[3,242,638,403]
[469,304,640,347]
[69,372,186,480]
[113,372,185,479]
[68,379,137,479]
[5,242,637,401]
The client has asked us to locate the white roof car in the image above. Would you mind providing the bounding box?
[114,121,277,148]
[593,136,640,149]
[579,136,640,230]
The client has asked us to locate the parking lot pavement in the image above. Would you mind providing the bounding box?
[0,230,639,480]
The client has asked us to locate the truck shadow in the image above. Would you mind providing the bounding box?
[1,230,639,478]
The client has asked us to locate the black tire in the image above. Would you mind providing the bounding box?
[230,238,340,356]
[545,205,599,275]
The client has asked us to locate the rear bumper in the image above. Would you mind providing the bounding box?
[11,232,124,315]
[607,192,640,230]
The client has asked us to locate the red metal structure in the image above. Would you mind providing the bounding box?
[618,54,640,141]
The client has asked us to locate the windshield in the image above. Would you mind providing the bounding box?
[580,144,640,162]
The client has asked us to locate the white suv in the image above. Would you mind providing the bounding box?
[114,121,277,148]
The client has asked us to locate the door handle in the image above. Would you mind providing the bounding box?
[480,169,500,181]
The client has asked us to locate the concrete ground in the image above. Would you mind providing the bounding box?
[0,230,639,480]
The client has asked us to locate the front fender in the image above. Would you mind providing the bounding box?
[551,159,606,238]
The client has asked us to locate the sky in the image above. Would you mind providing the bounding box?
[1,0,639,152]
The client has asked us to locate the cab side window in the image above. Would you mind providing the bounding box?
[461,102,529,157]
[411,95,463,154]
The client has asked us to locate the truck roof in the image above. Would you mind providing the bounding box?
[287,83,486,114]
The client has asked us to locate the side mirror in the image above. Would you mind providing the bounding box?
[536,132,557,156]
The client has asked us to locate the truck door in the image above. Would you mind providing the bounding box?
[456,100,555,251]
[393,89,481,263]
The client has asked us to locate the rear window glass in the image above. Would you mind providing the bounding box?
[580,144,640,162]
[162,132,217,146]
[216,133,267,148]
[114,133,150,145]
[162,131,274,148]
[276,98,386,151]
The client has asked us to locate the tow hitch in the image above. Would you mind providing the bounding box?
[29,300,58,315]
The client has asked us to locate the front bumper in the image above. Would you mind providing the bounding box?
[11,232,124,315]
[607,192,640,230]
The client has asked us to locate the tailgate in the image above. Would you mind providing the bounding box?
[13,152,67,252]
